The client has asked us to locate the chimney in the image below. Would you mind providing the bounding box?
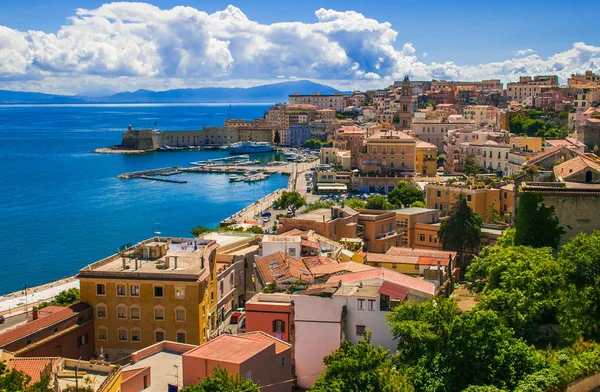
[164,256,170,269]
[32,307,39,321]
[173,256,178,269]
[122,258,126,270]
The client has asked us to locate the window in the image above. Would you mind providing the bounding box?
[96,284,106,296]
[368,299,375,311]
[356,325,366,336]
[380,294,390,311]
[281,357,285,368]
[357,299,365,310]
[117,304,127,319]
[273,320,285,334]
[154,286,164,298]
[467,194,472,202]
[97,304,107,318]
[130,305,140,320]
[245,371,252,381]
[175,286,185,299]
[176,331,186,344]
[116,284,126,296]
[154,306,165,321]
[436,190,442,198]
[155,330,165,342]
[211,291,214,303]
[130,285,140,297]
[118,328,128,342]
[77,333,89,348]
[483,151,487,157]
[392,263,397,269]
[419,234,426,242]
[98,327,107,341]
[176,307,186,322]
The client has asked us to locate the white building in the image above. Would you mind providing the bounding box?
[261,235,302,258]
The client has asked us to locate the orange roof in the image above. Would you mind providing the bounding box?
[7,357,59,383]
[327,268,436,296]
[386,247,456,259]
[184,335,272,364]
[554,156,600,179]
[279,228,309,236]
[527,146,567,165]
[368,130,414,140]
[240,331,291,355]
[310,261,376,276]
[418,256,450,266]
[300,239,320,249]
[0,303,90,347]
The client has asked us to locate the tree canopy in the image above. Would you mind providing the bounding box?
[38,288,80,309]
[515,192,565,249]
[180,367,260,392]
[273,191,305,209]
[365,195,395,210]
[462,154,481,176]
[387,182,425,208]
[303,138,333,149]
[438,196,482,266]
[344,198,366,210]
[509,113,569,139]
[311,332,413,392]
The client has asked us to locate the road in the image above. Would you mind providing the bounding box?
[0,279,80,314]
[0,313,28,333]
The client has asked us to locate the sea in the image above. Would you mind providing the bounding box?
[0,103,288,295]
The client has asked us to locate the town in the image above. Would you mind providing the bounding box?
[1,71,600,392]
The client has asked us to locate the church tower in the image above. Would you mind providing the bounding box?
[397,75,413,131]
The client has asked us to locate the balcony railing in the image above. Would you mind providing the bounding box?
[374,230,402,240]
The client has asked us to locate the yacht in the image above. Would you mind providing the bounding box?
[229,141,274,154]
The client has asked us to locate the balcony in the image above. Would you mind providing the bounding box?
[374,229,403,240]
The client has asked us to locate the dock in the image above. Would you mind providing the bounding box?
[117,167,183,179]
[138,176,187,184]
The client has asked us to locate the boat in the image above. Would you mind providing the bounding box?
[229,141,275,154]
[229,174,241,182]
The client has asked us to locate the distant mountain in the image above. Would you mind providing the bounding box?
[0,80,343,104]
[0,90,84,104]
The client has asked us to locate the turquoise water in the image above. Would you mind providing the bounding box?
[0,104,287,295]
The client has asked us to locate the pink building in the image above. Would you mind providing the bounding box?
[246,293,293,342]
[183,332,292,392]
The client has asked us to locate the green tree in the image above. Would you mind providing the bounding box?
[180,367,260,392]
[344,198,366,210]
[482,204,502,224]
[387,182,425,208]
[311,332,414,392]
[304,200,336,212]
[365,195,395,210]
[387,298,542,391]
[462,154,481,176]
[558,231,600,342]
[273,130,281,145]
[466,246,564,346]
[422,99,437,110]
[515,192,565,249]
[438,196,483,269]
[191,225,212,237]
[411,201,426,208]
[38,288,80,309]
[304,138,324,148]
[273,191,305,209]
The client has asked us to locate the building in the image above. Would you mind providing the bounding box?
[394,207,442,249]
[462,105,498,127]
[0,303,94,359]
[545,138,586,153]
[568,70,600,88]
[356,209,402,253]
[78,237,219,360]
[289,92,345,111]
[412,119,475,151]
[426,183,501,217]
[396,76,413,130]
[364,247,456,280]
[3,355,122,392]
[278,206,359,242]
[253,252,336,291]
[320,147,352,169]
[506,75,559,104]
[183,333,292,392]
[245,293,293,343]
[416,141,438,176]
[360,130,417,176]
[334,126,366,168]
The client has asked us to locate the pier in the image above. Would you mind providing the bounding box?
[138,176,187,184]
[117,166,183,179]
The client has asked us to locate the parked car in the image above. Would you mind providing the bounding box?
[230,308,245,325]
[0,314,4,324]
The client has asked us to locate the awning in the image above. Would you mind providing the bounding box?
[316,183,347,190]
[378,281,408,300]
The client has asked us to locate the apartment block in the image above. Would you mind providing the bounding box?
[289,92,345,111]
[425,183,501,217]
[360,130,417,176]
[506,75,558,104]
[78,237,219,360]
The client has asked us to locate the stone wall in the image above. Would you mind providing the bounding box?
[539,192,600,245]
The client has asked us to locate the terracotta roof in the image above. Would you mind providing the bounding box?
[240,331,291,355]
[366,253,419,265]
[184,334,272,364]
[378,281,408,300]
[386,247,457,259]
[7,357,59,383]
[554,156,600,180]
[310,261,376,276]
[0,303,90,347]
[279,229,309,236]
[526,146,563,164]
[418,256,450,266]
[327,268,436,296]
[368,130,414,140]
[301,256,336,268]
[255,252,335,284]
[300,239,320,249]
[416,141,437,149]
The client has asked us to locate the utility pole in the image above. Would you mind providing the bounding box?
[24,283,28,317]
[75,357,82,392]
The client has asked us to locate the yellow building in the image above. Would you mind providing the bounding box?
[509,136,543,152]
[78,237,219,361]
[416,141,438,176]
[394,207,442,250]
[425,183,501,217]
[463,105,498,127]
[364,247,456,277]
[360,130,417,175]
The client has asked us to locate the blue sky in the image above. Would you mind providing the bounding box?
[0,0,598,94]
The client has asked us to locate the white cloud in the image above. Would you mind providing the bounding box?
[516,48,534,56]
[0,3,599,94]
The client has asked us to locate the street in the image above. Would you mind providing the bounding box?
[0,313,28,333]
